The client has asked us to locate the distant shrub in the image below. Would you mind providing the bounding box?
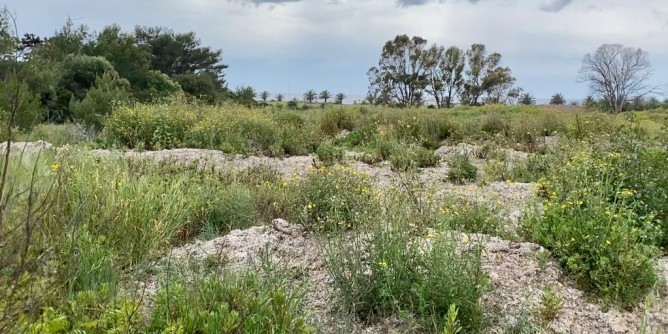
[315,141,344,166]
[319,108,354,136]
[447,153,477,184]
[481,114,508,135]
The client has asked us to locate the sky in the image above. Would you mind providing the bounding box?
[3,0,668,103]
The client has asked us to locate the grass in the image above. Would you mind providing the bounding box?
[321,184,489,333]
[3,102,668,332]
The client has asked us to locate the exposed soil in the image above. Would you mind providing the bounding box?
[160,220,668,333]
[22,141,668,333]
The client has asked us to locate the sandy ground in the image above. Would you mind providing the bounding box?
[9,140,667,333]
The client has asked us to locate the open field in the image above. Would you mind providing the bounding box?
[2,103,668,333]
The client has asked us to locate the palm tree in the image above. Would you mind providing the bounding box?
[276,93,284,102]
[549,93,565,105]
[335,92,345,104]
[319,90,331,104]
[260,91,270,102]
[519,93,536,106]
[303,90,317,103]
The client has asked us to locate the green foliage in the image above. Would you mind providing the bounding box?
[323,218,487,333]
[298,166,376,232]
[149,272,310,334]
[549,93,565,105]
[524,144,665,306]
[303,90,317,103]
[534,286,563,326]
[315,141,344,166]
[319,108,353,136]
[230,85,257,107]
[199,186,256,240]
[0,71,43,139]
[436,198,503,236]
[519,93,536,106]
[23,285,143,333]
[54,54,118,122]
[319,90,331,103]
[176,72,223,103]
[447,152,477,184]
[137,70,181,101]
[70,71,131,131]
[134,25,227,92]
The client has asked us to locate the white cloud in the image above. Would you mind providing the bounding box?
[3,0,667,97]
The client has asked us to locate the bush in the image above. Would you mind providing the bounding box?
[315,141,344,166]
[149,271,310,333]
[199,186,257,240]
[522,196,659,307]
[70,71,131,131]
[297,165,376,232]
[319,108,353,137]
[437,198,504,236]
[323,221,487,332]
[524,145,664,306]
[447,153,477,184]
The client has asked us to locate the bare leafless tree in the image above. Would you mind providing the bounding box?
[579,44,655,112]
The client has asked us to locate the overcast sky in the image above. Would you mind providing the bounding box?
[4,0,668,102]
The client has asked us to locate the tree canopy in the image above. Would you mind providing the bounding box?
[367,35,516,108]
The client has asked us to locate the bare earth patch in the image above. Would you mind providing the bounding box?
[158,220,667,333]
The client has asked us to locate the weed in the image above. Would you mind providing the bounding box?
[447,152,477,184]
[534,286,563,325]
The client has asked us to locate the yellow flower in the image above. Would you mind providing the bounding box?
[307,203,315,210]
[378,261,388,268]
[462,235,470,244]
[561,204,567,209]
[577,200,584,205]
[617,188,635,198]
[605,240,611,245]
[51,163,60,171]
[427,231,440,238]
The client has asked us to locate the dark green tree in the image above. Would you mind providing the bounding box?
[230,86,256,107]
[70,71,130,131]
[134,26,227,90]
[303,90,317,103]
[259,90,270,102]
[335,92,345,104]
[461,44,514,106]
[549,93,566,105]
[53,54,117,122]
[519,92,536,105]
[422,45,465,108]
[367,35,429,107]
[319,90,331,103]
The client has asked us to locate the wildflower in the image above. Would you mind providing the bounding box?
[561,204,567,209]
[605,240,611,245]
[378,261,388,268]
[427,231,440,238]
[577,200,584,205]
[307,203,315,210]
[51,163,60,171]
[462,235,470,244]
[617,188,635,198]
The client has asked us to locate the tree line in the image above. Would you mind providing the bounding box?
[365,35,520,108]
[0,13,230,131]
